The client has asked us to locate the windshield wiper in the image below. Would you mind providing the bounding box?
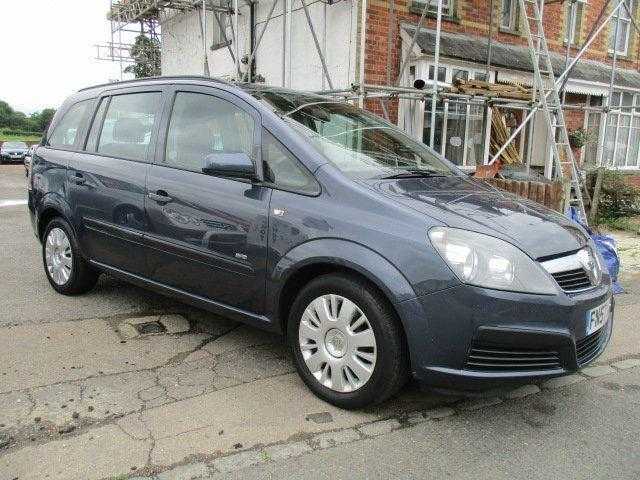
[380,170,450,179]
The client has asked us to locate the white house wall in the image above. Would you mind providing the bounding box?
[160,0,359,91]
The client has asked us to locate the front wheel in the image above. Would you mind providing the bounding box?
[42,218,99,295]
[288,274,409,409]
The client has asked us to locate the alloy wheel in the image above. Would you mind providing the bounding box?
[45,227,73,286]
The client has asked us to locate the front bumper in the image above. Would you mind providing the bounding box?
[397,281,614,392]
[1,153,26,161]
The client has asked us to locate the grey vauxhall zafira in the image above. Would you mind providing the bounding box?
[28,77,613,409]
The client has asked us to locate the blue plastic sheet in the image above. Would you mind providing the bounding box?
[567,207,624,294]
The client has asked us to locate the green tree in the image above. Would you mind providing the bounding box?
[38,108,56,132]
[0,100,56,133]
[125,34,161,78]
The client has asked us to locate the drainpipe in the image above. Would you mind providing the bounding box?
[249,1,256,82]
[358,0,368,108]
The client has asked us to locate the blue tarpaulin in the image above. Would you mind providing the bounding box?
[567,207,624,294]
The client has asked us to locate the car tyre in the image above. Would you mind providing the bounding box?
[288,273,409,409]
[42,217,99,295]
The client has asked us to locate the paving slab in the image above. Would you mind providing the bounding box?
[581,365,616,378]
[612,358,640,369]
[263,441,313,461]
[138,374,377,466]
[0,319,209,393]
[202,325,282,356]
[358,419,402,437]
[310,428,361,449]
[157,462,210,480]
[0,425,151,480]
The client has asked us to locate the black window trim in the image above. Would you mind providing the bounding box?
[84,96,111,152]
[155,85,265,183]
[45,98,97,153]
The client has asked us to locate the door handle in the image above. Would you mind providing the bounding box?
[148,190,172,204]
[70,172,85,185]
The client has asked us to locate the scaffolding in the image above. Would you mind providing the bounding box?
[102,0,640,218]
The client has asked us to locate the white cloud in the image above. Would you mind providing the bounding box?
[0,0,135,113]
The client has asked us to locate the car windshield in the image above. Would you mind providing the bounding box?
[251,90,457,180]
[4,142,27,149]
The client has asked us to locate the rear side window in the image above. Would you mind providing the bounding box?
[48,100,92,149]
[263,131,319,195]
[97,92,161,162]
[165,92,255,173]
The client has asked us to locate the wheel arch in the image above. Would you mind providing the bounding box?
[37,194,74,242]
[269,239,417,339]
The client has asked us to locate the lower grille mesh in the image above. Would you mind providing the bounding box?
[465,343,562,372]
[576,329,605,365]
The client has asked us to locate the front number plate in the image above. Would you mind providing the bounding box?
[586,299,611,336]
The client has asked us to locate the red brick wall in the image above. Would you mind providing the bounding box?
[364,0,640,87]
[362,1,634,145]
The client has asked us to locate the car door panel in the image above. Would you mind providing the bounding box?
[145,86,269,314]
[145,166,271,312]
[68,88,165,276]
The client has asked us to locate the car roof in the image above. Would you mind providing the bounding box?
[76,76,332,103]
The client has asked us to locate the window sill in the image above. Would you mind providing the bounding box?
[498,27,521,36]
[210,41,231,52]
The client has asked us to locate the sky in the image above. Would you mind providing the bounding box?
[0,1,135,114]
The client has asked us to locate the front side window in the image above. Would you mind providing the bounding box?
[48,100,92,149]
[97,92,161,162]
[263,130,319,195]
[165,92,255,173]
[254,90,456,180]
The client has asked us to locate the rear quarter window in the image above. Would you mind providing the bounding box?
[48,100,93,149]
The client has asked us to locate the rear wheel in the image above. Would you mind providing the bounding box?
[288,274,409,409]
[42,218,99,295]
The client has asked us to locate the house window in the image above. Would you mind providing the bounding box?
[601,91,640,168]
[565,0,586,45]
[501,0,519,32]
[211,6,231,50]
[609,0,633,55]
[428,65,447,83]
[413,0,453,17]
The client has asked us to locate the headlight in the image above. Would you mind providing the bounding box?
[428,227,558,295]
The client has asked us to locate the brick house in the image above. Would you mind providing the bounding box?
[155,0,640,176]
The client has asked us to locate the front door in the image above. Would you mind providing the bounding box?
[145,87,270,315]
[68,89,164,276]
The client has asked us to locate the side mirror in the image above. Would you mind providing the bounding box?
[202,152,255,180]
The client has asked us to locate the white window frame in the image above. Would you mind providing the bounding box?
[564,0,587,45]
[609,0,633,56]
[601,90,640,170]
[415,0,454,17]
[500,0,519,32]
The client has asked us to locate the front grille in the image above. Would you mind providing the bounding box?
[551,268,592,292]
[465,343,562,372]
[576,329,605,366]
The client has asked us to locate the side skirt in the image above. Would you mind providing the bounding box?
[90,260,279,333]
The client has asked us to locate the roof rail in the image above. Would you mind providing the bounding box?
[78,75,232,92]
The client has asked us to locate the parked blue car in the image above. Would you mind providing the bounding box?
[28,77,613,408]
